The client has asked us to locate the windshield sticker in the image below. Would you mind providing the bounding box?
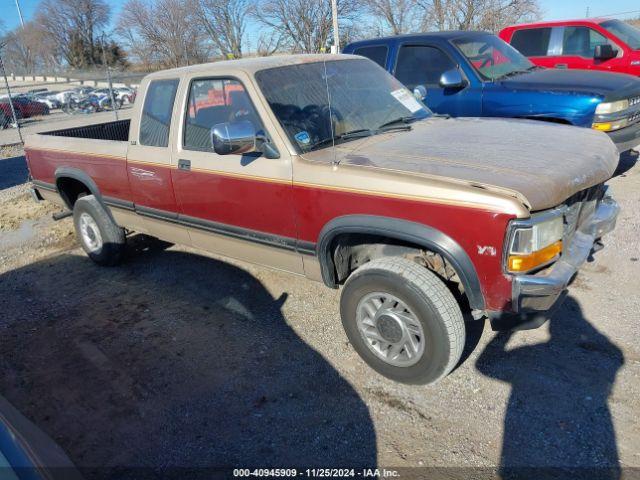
[390,88,423,113]
[294,131,311,146]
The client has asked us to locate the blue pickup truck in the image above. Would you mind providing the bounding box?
[343,31,640,152]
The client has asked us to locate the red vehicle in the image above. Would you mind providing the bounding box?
[7,96,50,118]
[0,102,22,128]
[500,19,640,75]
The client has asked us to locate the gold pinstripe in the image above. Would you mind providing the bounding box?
[28,147,505,212]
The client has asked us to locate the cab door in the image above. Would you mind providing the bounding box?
[126,76,190,245]
[393,43,482,117]
[547,25,624,72]
[170,74,302,274]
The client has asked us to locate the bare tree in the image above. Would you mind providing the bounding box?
[362,0,420,35]
[418,0,540,32]
[1,22,62,74]
[34,0,111,68]
[254,0,361,53]
[255,30,284,56]
[117,0,210,68]
[193,0,248,59]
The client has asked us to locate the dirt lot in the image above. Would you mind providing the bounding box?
[0,149,639,478]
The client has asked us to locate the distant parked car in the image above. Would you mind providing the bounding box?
[0,96,49,119]
[500,19,640,76]
[14,96,50,117]
[52,90,75,105]
[344,30,640,152]
[30,92,62,110]
[0,100,21,128]
[73,86,95,96]
[115,86,136,104]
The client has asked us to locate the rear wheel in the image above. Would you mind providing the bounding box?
[73,195,125,266]
[340,257,465,384]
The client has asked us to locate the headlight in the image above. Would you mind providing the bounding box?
[506,214,563,273]
[595,99,629,115]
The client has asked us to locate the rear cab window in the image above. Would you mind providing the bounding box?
[140,79,180,147]
[510,28,552,56]
[352,45,389,68]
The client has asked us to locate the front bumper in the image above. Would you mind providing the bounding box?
[491,195,619,331]
[606,121,640,153]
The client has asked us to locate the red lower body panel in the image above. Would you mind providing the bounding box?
[26,147,513,310]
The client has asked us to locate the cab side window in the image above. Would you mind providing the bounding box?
[353,45,389,68]
[184,78,264,152]
[140,79,179,147]
[395,45,457,90]
[562,27,611,57]
[511,28,551,56]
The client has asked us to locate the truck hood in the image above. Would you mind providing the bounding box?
[304,117,618,211]
[501,68,640,101]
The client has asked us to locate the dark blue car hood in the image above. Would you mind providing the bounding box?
[501,68,640,100]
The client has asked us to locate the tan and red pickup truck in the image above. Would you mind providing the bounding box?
[25,54,620,384]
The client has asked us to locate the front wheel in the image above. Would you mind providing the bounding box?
[340,257,465,385]
[73,195,125,266]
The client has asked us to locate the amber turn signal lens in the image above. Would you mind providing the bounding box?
[508,241,562,273]
[592,122,612,131]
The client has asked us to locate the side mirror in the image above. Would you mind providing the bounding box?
[211,120,256,155]
[413,85,427,100]
[439,68,466,89]
[594,44,617,60]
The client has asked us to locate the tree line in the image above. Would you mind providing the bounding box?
[0,0,540,74]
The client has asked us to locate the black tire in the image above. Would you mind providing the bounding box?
[340,257,465,385]
[73,195,125,266]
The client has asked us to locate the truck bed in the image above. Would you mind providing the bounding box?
[42,119,130,142]
[25,119,131,198]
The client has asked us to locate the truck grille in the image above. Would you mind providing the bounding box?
[627,110,640,125]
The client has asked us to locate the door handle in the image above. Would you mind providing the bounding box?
[178,159,191,171]
[555,63,568,69]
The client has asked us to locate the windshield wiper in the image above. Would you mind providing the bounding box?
[309,129,375,149]
[496,70,528,80]
[378,116,418,129]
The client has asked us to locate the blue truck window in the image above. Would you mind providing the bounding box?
[395,45,456,89]
[511,28,552,56]
[353,45,389,68]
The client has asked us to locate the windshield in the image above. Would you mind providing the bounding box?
[601,19,640,50]
[255,58,431,153]
[452,34,534,81]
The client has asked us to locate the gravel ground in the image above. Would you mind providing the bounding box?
[0,150,638,478]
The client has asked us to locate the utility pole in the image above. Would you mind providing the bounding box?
[331,0,340,54]
[101,34,119,121]
[0,42,23,144]
[15,0,25,27]
[586,6,590,18]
